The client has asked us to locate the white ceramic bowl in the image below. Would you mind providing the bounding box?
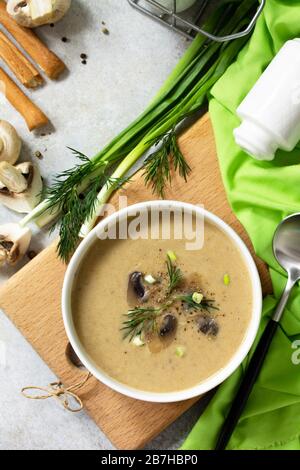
[62,201,262,403]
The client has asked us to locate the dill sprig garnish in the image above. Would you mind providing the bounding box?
[143,126,191,198]
[166,255,183,294]
[121,292,217,342]
[45,149,130,261]
[177,293,218,312]
[51,181,100,262]
[121,306,162,341]
[121,255,220,342]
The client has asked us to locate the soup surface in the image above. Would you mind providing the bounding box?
[72,217,253,393]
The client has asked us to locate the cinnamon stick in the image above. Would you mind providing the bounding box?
[0,67,48,130]
[0,1,65,79]
[0,31,43,88]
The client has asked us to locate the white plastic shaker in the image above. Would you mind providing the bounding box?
[234,39,300,160]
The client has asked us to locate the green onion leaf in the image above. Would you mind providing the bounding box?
[175,346,186,358]
[167,250,177,262]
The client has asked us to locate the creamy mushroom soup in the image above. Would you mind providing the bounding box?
[72,218,253,393]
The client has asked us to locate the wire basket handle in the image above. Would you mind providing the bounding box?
[128,0,266,42]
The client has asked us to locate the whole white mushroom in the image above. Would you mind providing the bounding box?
[0,120,21,165]
[7,0,72,28]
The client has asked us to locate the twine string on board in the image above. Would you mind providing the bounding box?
[21,372,92,413]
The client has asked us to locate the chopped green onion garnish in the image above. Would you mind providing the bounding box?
[175,346,186,358]
[223,274,230,286]
[132,335,145,347]
[192,292,203,305]
[167,250,177,262]
[144,274,156,285]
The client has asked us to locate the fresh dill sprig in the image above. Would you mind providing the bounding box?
[143,125,191,198]
[166,256,183,294]
[121,292,217,341]
[121,306,161,341]
[45,149,130,262]
[45,149,99,214]
[53,181,100,261]
[107,175,132,190]
[68,147,94,162]
[122,256,217,341]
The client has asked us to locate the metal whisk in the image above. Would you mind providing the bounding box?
[128,0,266,41]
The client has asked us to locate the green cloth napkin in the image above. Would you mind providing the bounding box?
[182,0,300,450]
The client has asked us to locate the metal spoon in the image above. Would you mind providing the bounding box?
[215,212,300,450]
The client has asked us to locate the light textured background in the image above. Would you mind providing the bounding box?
[0,0,210,450]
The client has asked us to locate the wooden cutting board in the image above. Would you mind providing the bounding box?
[0,114,272,450]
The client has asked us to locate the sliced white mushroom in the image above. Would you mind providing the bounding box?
[0,120,21,165]
[0,161,43,214]
[0,223,31,266]
[0,161,27,193]
[0,248,7,267]
[7,0,72,28]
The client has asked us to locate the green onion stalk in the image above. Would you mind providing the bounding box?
[80,34,248,236]
[19,0,257,261]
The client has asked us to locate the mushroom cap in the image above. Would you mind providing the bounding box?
[0,120,21,165]
[7,0,72,28]
[0,162,43,214]
[6,1,31,27]
[0,161,28,193]
[0,223,31,266]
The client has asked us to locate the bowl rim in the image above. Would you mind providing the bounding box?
[62,200,262,403]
